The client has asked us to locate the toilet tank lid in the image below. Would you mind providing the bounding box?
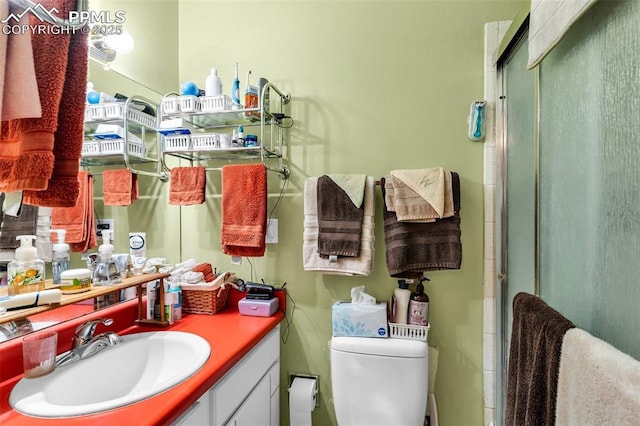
[331,337,427,358]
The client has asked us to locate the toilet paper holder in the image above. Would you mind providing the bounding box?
[288,372,319,408]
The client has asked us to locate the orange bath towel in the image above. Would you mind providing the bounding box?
[1,0,87,206]
[51,171,97,252]
[23,24,88,207]
[103,169,138,206]
[169,166,206,205]
[221,164,267,257]
[0,0,42,122]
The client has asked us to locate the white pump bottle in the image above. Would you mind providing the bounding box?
[51,229,70,284]
[92,230,121,285]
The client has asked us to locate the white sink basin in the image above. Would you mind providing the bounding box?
[10,331,210,418]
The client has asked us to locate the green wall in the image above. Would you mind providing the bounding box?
[92,1,523,424]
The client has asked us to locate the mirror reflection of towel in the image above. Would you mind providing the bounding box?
[103,169,138,206]
[168,166,206,206]
[0,200,38,249]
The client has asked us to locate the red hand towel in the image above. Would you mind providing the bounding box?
[221,164,267,257]
[169,166,206,205]
[103,169,138,206]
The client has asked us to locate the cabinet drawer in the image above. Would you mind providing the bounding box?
[213,325,280,425]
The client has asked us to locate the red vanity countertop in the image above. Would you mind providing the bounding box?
[0,290,284,425]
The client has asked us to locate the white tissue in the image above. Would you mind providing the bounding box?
[175,258,197,271]
[181,271,205,284]
[351,285,375,304]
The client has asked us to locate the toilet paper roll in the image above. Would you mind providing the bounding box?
[289,377,317,426]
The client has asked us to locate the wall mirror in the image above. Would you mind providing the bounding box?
[0,0,180,341]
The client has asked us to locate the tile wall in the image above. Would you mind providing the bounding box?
[483,20,511,426]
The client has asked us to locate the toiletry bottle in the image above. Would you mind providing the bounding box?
[170,281,182,321]
[51,229,70,285]
[7,235,45,295]
[146,280,157,320]
[408,277,430,326]
[92,230,121,286]
[392,279,411,324]
[205,67,223,97]
[231,62,241,108]
[244,70,258,116]
[237,125,245,147]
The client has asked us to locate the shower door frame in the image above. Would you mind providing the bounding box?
[493,14,540,426]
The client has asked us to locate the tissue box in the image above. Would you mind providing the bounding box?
[332,301,388,338]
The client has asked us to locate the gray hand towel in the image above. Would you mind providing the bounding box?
[317,175,364,258]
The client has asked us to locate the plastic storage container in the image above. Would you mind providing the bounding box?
[238,297,279,317]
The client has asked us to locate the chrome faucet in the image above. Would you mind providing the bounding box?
[56,318,123,368]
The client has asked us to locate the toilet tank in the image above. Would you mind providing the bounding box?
[331,337,428,426]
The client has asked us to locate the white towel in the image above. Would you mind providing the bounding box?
[556,328,640,425]
[528,0,598,68]
[303,176,375,276]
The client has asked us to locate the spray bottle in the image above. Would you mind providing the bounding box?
[51,229,70,285]
[92,230,121,285]
[7,235,45,294]
[231,62,241,108]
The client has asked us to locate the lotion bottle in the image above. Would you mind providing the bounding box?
[392,279,411,324]
[408,277,430,326]
[205,67,223,96]
[51,229,70,285]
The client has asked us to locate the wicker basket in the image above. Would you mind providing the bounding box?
[182,285,229,315]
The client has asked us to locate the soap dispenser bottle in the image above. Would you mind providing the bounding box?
[392,279,411,324]
[92,230,121,286]
[408,277,430,326]
[51,229,70,285]
[7,235,45,295]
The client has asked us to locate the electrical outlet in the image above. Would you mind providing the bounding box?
[266,219,278,244]
[96,219,114,237]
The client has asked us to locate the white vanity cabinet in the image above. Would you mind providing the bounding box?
[174,324,281,426]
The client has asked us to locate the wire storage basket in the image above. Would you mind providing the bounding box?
[200,95,233,113]
[163,134,191,152]
[191,133,220,150]
[388,323,430,341]
[81,139,146,157]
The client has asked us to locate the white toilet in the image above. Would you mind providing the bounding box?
[331,336,428,426]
